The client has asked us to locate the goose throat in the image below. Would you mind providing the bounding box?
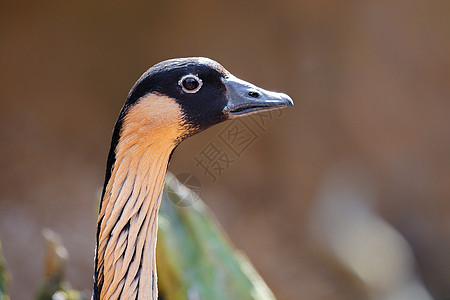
[94,95,184,300]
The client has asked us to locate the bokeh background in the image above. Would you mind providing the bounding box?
[1,1,449,299]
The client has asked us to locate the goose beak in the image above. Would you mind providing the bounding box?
[222,75,293,118]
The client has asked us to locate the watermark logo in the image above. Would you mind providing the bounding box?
[168,109,285,206]
[194,109,284,182]
[219,119,259,157]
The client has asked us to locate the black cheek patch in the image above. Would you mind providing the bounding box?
[177,86,229,132]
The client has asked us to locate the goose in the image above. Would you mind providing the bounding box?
[94,57,293,300]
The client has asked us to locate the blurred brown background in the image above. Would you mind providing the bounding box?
[0,1,449,299]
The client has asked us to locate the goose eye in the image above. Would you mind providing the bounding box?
[179,75,202,93]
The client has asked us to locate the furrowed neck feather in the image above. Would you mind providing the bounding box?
[94,94,185,300]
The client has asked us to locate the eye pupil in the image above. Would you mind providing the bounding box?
[183,77,199,90]
[179,74,203,93]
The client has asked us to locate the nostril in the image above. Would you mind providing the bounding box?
[248,91,260,98]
